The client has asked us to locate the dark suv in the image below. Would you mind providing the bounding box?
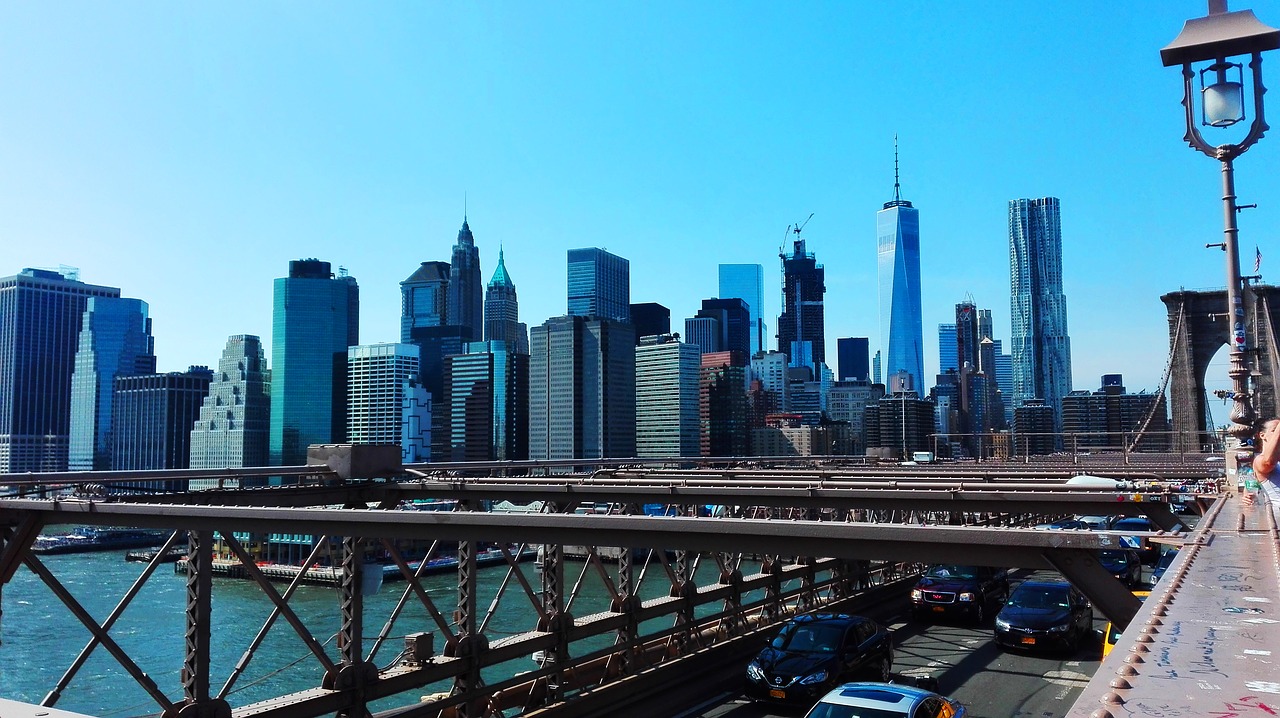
[745,613,893,708]
[910,565,1009,624]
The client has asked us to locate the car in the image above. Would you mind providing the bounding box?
[994,580,1094,654]
[909,565,1008,624]
[1098,548,1143,587]
[1151,548,1180,584]
[745,613,894,708]
[803,682,966,718]
[1076,515,1110,530]
[1033,518,1090,531]
[1102,591,1150,659]
[1108,516,1160,563]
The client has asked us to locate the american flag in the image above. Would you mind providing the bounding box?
[1256,245,1263,273]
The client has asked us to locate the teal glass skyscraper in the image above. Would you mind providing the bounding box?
[68,297,156,470]
[270,260,359,466]
[718,264,765,355]
[1009,197,1073,432]
[483,249,528,354]
[876,151,924,393]
[0,268,120,472]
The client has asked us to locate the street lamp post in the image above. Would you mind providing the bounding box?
[1162,1,1279,461]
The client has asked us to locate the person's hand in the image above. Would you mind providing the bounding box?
[1243,491,1257,507]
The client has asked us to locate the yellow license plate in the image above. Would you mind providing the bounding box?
[932,606,945,612]
[769,689,787,699]
[1020,636,1036,645]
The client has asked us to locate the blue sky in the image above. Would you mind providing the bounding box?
[3,2,1278,412]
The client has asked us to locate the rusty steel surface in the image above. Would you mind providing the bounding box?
[1066,493,1280,717]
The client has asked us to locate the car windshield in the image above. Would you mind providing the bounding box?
[1006,586,1070,609]
[773,622,846,652]
[925,565,978,580]
[1112,519,1151,531]
[1099,550,1129,562]
[805,704,907,718]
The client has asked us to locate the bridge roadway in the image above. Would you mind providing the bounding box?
[0,449,1265,718]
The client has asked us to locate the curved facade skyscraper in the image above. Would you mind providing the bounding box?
[1008,197,1072,432]
[876,164,923,393]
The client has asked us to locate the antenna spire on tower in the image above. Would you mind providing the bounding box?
[893,134,901,202]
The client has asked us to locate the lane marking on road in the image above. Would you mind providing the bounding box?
[1044,669,1091,701]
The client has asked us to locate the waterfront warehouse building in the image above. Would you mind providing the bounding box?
[270,259,359,467]
[68,296,156,471]
[635,334,701,458]
[0,268,120,472]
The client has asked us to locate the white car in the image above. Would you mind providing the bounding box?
[804,682,966,718]
[1075,515,1109,531]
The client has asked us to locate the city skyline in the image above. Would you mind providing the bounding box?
[4,2,1280,403]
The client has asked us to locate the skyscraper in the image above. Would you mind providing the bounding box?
[629,302,671,343]
[529,315,635,460]
[700,351,750,457]
[483,248,528,354]
[68,297,156,470]
[695,298,751,359]
[112,367,212,476]
[836,337,870,382]
[347,343,420,447]
[937,323,958,376]
[683,317,721,355]
[189,335,272,484]
[1009,197,1073,432]
[718,264,766,355]
[635,335,701,457]
[777,232,825,368]
[270,259,359,467]
[0,268,120,473]
[400,261,450,341]
[877,148,924,393]
[447,218,483,342]
[567,248,630,322]
[447,340,529,461]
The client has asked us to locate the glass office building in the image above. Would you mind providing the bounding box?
[635,335,701,458]
[0,268,120,473]
[270,260,359,466]
[112,367,213,476]
[1009,197,1073,432]
[347,343,420,447]
[567,248,630,322]
[400,261,450,341]
[446,340,529,461]
[718,264,765,355]
[877,176,924,394]
[68,297,156,470]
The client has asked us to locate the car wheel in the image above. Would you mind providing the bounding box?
[877,656,892,682]
[974,601,986,625]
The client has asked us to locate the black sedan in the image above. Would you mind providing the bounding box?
[909,565,1008,624]
[994,580,1094,654]
[1098,548,1143,587]
[745,613,893,708]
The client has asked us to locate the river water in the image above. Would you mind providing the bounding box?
[0,549,756,717]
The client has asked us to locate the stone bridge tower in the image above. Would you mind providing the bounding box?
[1162,285,1280,453]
